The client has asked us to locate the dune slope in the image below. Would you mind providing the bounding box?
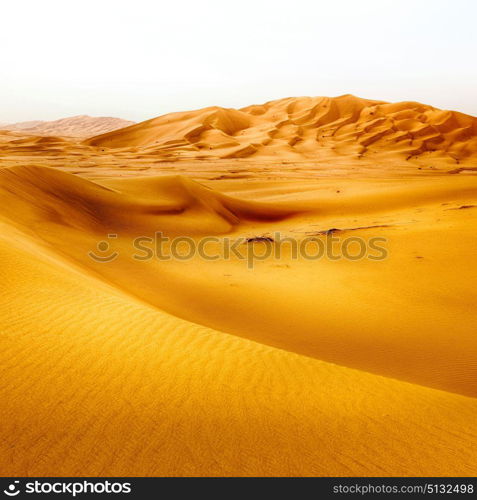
[1,165,476,398]
[1,209,477,476]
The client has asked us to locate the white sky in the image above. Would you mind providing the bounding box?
[1,0,476,122]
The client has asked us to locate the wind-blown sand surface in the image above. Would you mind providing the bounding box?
[1,95,477,476]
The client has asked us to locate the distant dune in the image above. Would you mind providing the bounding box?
[84,95,477,162]
[2,115,135,137]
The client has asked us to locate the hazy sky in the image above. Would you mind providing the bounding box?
[1,0,476,122]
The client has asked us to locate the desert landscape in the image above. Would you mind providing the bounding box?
[1,94,477,476]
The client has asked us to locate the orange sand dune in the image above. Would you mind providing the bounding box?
[1,96,477,476]
[2,95,476,180]
[85,95,477,163]
[1,164,476,397]
[2,115,134,137]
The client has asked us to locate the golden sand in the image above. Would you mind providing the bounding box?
[1,95,476,476]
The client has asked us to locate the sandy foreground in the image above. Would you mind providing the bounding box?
[0,96,476,476]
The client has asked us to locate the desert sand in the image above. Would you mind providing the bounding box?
[0,95,476,476]
[1,115,134,138]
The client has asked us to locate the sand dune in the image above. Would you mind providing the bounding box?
[2,115,134,137]
[1,164,476,397]
[1,95,477,476]
[1,95,476,180]
[84,95,477,163]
